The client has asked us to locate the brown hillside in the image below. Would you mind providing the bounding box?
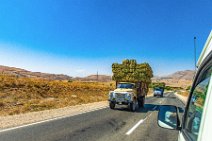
[152,70,195,89]
[0,65,73,80]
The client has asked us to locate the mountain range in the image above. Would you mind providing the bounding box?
[0,65,111,81]
[0,65,73,80]
[0,65,194,87]
[152,70,195,88]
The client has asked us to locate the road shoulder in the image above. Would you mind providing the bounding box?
[174,92,188,104]
[0,101,108,129]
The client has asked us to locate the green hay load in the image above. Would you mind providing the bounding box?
[112,59,153,84]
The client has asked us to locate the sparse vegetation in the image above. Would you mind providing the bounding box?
[0,74,115,116]
[186,85,191,91]
[150,82,165,89]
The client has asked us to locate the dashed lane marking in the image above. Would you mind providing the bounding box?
[153,106,157,110]
[126,113,152,135]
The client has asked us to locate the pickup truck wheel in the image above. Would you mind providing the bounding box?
[109,102,115,109]
[130,101,136,112]
[138,97,145,108]
[138,100,142,107]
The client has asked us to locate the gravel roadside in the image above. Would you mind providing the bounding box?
[174,92,188,105]
[0,101,108,129]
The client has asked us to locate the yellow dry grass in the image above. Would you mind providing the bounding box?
[0,74,115,116]
[177,90,189,96]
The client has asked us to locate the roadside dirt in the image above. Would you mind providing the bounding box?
[0,101,108,129]
[174,92,188,104]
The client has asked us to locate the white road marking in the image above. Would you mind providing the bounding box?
[126,113,152,135]
[166,93,171,97]
[153,106,157,110]
[0,106,108,133]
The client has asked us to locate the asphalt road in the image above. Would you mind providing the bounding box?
[0,92,185,141]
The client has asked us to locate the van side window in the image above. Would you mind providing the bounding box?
[184,67,211,141]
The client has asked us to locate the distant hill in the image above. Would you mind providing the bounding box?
[160,70,195,80]
[152,70,195,88]
[74,75,112,82]
[0,65,195,86]
[0,65,73,80]
[0,65,111,82]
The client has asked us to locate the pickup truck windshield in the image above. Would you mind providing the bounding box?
[117,83,135,89]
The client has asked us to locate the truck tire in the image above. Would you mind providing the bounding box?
[109,102,115,109]
[130,101,136,112]
[138,100,142,107]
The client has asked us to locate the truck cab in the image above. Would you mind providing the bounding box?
[157,31,212,141]
[108,82,145,111]
[108,82,138,111]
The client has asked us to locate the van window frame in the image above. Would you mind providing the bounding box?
[181,51,212,141]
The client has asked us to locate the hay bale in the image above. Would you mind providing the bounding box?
[112,59,153,83]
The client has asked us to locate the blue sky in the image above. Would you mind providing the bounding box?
[0,0,212,77]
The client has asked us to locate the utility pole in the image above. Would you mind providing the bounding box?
[97,70,98,81]
[194,37,197,72]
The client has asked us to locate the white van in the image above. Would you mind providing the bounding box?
[157,30,212,141]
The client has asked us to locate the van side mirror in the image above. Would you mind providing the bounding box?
[157,105,180,130]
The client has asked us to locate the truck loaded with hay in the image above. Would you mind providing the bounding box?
[108,59,153,111]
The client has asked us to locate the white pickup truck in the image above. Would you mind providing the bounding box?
[157,30,212,141]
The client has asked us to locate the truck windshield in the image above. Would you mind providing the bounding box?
[117,83,135,89]
[154,88,161,91]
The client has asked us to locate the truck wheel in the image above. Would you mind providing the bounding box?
[140,97,145,108]
[109,102,115,109]
[138,100,142,107]
[130,101,136,112]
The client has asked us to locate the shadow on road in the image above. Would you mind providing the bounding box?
[113,103,184,113]
[113,103,159,113]
[111,92,184,113]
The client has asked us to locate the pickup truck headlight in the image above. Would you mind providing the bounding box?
[126,93,132,100]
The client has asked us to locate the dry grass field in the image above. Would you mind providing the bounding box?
[0,74,155,116]
[0,74,115,116]
[177,90,190,97]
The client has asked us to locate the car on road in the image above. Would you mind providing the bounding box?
[153,87,164,97]
[157,31,212,141]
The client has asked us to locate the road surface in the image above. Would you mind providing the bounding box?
[0,92,185,141]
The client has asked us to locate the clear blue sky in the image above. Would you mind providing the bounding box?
[0,0,211,77]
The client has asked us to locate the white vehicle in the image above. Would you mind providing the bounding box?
[157,30,212,141]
